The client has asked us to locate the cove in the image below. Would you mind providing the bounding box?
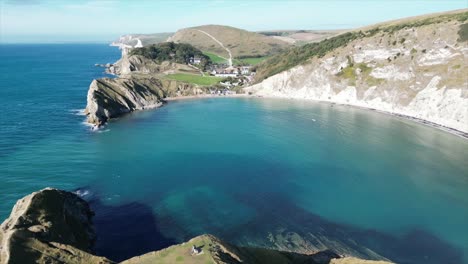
[0,44,467,264]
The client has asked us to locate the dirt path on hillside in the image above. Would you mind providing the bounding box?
[196,29,233,66]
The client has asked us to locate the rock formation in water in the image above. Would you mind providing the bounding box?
[0,189,394,264]
[84,76,203,126]
[85,43,214,126]
[248,10,468,134]
[0,188,112,264]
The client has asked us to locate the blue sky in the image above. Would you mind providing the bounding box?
[1,0,466,43]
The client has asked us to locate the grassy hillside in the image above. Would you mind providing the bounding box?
[204,51,228,64]
[164,73,223,86]
[259,29,345,45]
[168,25,290,58]
[121,234,391,264]
[254,10,468,82]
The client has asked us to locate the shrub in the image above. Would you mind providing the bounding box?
[458,23,468,42]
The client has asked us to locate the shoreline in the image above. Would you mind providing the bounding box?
[166,93,467,140]
[87,92,467,139]
[248,95,468,140]
[163,93,250,101]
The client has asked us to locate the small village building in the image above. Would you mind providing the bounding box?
[190,57,202,64]
[191,245,202,255]
[240,66,251,75]
[212,66,238,77]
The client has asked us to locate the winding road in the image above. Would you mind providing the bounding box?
[196,29,233,66]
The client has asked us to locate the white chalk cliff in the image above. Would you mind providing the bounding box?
[247,11,468,134]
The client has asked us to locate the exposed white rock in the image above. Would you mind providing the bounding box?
[418,48,461,66]
[370,65,414,81]
[353,49,401,63]
[246,18,468,134]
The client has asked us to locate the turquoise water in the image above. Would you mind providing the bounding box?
[1,44,467,263]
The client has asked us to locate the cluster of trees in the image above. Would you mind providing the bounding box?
[130,42,211,70]
[254,32,365,82]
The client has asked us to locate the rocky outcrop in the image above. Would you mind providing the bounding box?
[84,77,203,126]
[121,234,393,264]
[87,46,212,127]
[0,189,394,264]
[247,11,468,134]
[0,188,113,264]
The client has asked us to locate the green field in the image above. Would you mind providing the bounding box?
[236,56,268,65]
[203,52,228,64]
[204,51,268,66]
[165,73,223,86]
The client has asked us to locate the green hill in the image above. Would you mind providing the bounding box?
[168,24,291,59]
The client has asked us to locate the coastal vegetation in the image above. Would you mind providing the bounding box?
[130,42,211,70]
[254,11,468,82]
[203,52,268,66]
[254,31,366,81]
[165,73,223,86]
[458,23,468,41]
[235,56,269,66]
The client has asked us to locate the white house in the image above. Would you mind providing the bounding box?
[240,66,251,75]
[190,57,202,64]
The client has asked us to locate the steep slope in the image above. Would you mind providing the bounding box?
[0,188,113,264]
[248,10,468,134]
[85,77,204,126]
[168,25,290,58]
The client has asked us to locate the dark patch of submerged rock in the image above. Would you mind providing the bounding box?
[0,188,394,264]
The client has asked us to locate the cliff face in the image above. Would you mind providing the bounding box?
[0,189,393,264]
[0,188,112,264]
[248,11,468,133]
[85,77,203,126]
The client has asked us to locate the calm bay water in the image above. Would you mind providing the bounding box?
[0,44,467,263]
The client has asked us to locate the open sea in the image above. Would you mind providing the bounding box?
[0,44,467,263]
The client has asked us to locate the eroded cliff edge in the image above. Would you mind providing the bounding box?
[0,188,112,264]
[248,10,468,135]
